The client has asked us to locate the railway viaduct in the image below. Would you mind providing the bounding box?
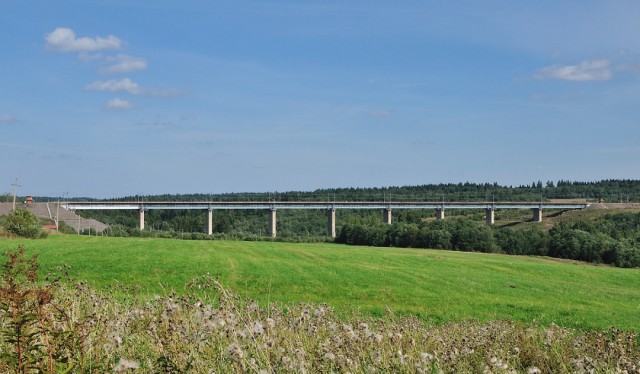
[63,201,590,238]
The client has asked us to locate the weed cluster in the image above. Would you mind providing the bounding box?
[1,246,639,373]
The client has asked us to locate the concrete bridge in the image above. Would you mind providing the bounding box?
[63,201,590,238]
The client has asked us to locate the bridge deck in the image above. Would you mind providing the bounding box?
[63,201,590,211]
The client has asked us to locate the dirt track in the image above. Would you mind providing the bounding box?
[586,203,640,210]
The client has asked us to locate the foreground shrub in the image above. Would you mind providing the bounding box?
[2,208,47,239]
[1,247,639,373]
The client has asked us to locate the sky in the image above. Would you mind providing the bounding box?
[1,1,640,198]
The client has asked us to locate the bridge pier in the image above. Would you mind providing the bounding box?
[138,208,145,230]
[206,209,213,235]
[436,208,445,220]
[327,208,336,237]
[383,208,392,225]
[269,208,277,238]
[533,208,543,222]
[486,208,495,225]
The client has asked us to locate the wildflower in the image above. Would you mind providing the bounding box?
[372,350,382,363]
[314,307,325,318]
[235,329,248,339]
[397,350,410,365]
[113,358,140,372]
[294,348,306,359]
[226,343,244,362]
[323,352,336,361]
[212,317,226,330]
[266,317,275,329]
[527,367,542,374]
[420,352,433,362]
[346,330,358,340]
[301,308,310,320]
[281,355,293,369]
[111,332,123,347]
[250,321,265,337]
[248,302,259,313]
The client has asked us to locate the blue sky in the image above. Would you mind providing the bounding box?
[2,1,640,198]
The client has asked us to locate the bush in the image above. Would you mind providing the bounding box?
[2,208,46,238]
[449,219,498,253]
[612,242,640,268]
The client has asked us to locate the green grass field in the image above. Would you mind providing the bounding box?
[2,235,639,331]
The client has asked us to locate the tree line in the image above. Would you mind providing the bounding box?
[91,179,640,203]
[336,213,640,268]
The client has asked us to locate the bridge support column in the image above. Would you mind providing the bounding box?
[486,208,495,226]
[138,209,145,230]
[327,208,336,238]
[533,208,543,222]
[436,208,445,220]
[383,208,392,225]
[269,209,277,238]
[206,209,213,235]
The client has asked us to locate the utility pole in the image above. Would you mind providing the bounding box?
[11,178,21,211]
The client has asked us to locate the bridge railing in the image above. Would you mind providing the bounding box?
[63,201,590,211]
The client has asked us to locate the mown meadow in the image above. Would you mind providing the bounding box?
[6,235,639,331]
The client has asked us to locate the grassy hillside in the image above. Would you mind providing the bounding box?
[3,235,639,331]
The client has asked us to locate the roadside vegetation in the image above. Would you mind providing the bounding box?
[1,246,639,373]
[0,208,48,239]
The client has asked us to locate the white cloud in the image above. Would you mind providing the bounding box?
[103,54,148,74]
[534,60,612,81]
[0,114,17,124]
[105,98,134,111]
[85,78,143,95]
[45,27,123,52]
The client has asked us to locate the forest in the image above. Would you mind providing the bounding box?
[97,178,640,203]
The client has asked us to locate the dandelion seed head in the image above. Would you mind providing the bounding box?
[113,358,140,372]
[226,343,244,362]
